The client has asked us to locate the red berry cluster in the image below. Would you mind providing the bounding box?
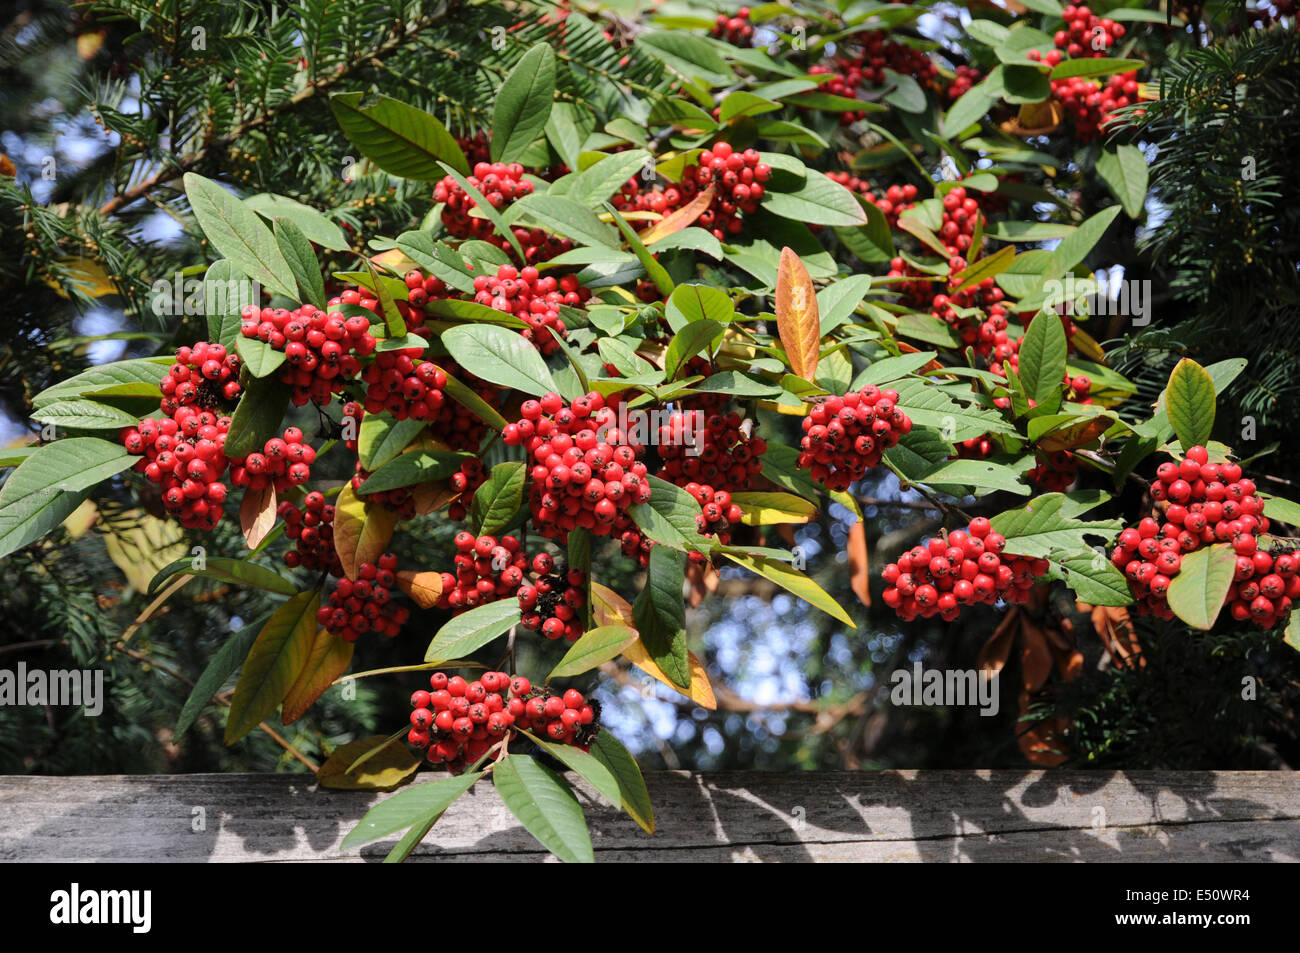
[684,143,771,239]
[472,264,590,355]
[229,426,317,492]
[121,342,242,529]
[361,349,447,420]
[945,65,981,102]
[656,409,766,492]
[278,491,342,574]
[447,458,488,522]
[518,553,588,641]
[1050,71,1144,143]
[881,519,1050,621]
[840,31,937,87]
[240,302,375,407]
[711,6,754,45]
[1054,5,1126,58]
[503,391,651,543]
[1027,450,1078,492]
[807,65,869,124]
[686,483,744,557]
[1111,446,1291,626]
[798,387,914,492]
[889,255,1006,332]
[433,162,571,262]
[402,267,449,314]
[826,173,917,228]
[319,553,410,641]
[407,673,600,772]
[438,532,528,612]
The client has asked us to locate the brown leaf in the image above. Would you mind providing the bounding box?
[640,186,715,245]
[1016,692,1071,767]
[848,520,871,607]
[1091,604,1144,669]
[775,247,821,382]
[282,628,355,724]
[240,483,277,549]
[977,607,1020,674]
[0,154,15,178]
[412,483,459,516]
[686,561,707,608]
[1020,618,1054,693]
[397,570,444,609]
[1058,650,1085,681]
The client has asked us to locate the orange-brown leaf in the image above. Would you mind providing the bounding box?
[775,247,821,382]
[977,607,1020,674]
[412,483,459,516]
[1019,618,1053,693]
[240,482,276,549]
[333,484,399,580]
[397,570,444,609]
[623,640,718,710]
[282,628,355,724]
[847,520,870,607]
[640,186,715,245]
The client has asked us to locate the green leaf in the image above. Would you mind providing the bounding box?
[0,438,135,510]
[759,443,821,501]
[1000,65,1051,104]
[889,376,1017,441]
[882,69,927,113]
[547,625,639,680]
[1043,205,1123,284]
[817,274,873,336]
[175,614,266,738]
[441,324,559,397]
[852,351,936,388]
[244,193,348,250]
[1166,358,1216,452]
[606,203,674,297]
[204,260,247,349]
[1167,544,1238,630]
[988,492,1124,558]
[359,450,473,496]
[274,217,326,307]
[589,732,654,833]
[633,545,690,688]
[439,365,510,431]
[148,556,297,596]
[33,397,147,431]
[943,81,1000,137]
[664,319,724,380]
[236,336,287,378]
[884,426,957,483]
[918,458,1031,496]
[952,245,1016,293]
[224,375,290,458]
[762,170,868,227]
[1095,144,1148,219]
[224,590,320,744]
[1049,57,1145,80]
[331,92,470,178]
[1019,311,1069,406]
[564,150,651,207]
[629,475,706,553]
[1048,549,1133,606]
[721,550,855,626]
[492,756,593,863]
[470,461,526,536]
[342,772,482,852]
[965,19,1011,47]
[523,733,622,808]
[637,31,731,84]
[665,283,734,329]
[492,43,557,163]
[357,414,426,471]
[32,357,170,408]
[183,173,297,300]
[508,193,620,249]
[424,598,521,663]
[1261,494,1300,528]
[0,486,89,560]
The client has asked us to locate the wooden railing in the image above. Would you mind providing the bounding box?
[2,771,1297,862]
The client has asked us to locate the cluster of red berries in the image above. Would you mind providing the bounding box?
[502,391,651,543]
[433,162,571,262]
[840,31,937,88]
[122,342,243,529]
[437,532,529,612]
[229,426,317,492]
[881,519,1050,621]
[1050,71,1144,143]
[613,144,771,241]
[407,672,600,772]
[361,350,446,421]
[656,409,766,493]
[944,65,981,103]
[278,491,341,574]
[711,6,754,45]
[1114,448,1291,624]
[798,387,914,492]
[401,268,448,315]
[1027,450,1078,492]
[931,186,985,257]
[240,302,375,407]
[518,553,588,641]
[1054,5,1126,58]
[472,265,590,355]
[1227,549,1299,630]
[827,173,917,228]
[319,553,409,642]
[809,65,869,124]
[686,483,744,557]
[447,458,488,521]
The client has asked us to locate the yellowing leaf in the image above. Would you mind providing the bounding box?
[775,247,821,382]
[44,257,118,299]
[397,570,444,609]
[101,508,187,591]
[730,491,818,526]
[281,628,355,724]
[591,581,636,629]
[318,735,421,791]
[722,550,855,627]
[640,186,714,245]
[334,483,399,580]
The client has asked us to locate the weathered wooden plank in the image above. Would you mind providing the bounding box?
[0,771,1296,862]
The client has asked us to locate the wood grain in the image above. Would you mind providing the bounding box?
[1,771,1296,862]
